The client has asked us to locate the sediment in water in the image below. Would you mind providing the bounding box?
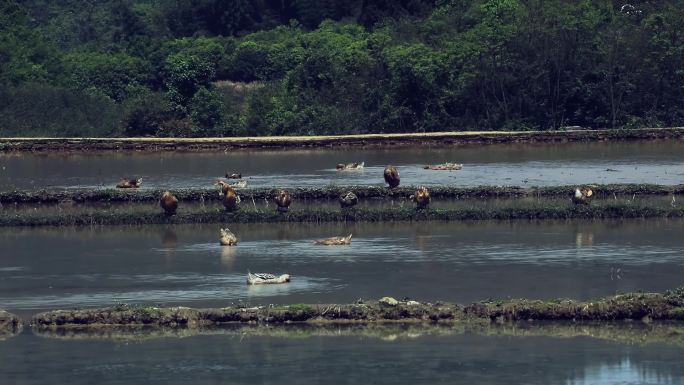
[2,184,682,204]
[31,287,684,328]
[30,321,684,347]
[1,128,683,152]
[0,310,22,340]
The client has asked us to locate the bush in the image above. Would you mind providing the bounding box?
[0,83,120,137]
[122,91,174,136]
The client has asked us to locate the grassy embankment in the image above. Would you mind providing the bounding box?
[1,127,683,152]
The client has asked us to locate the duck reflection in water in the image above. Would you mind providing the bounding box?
[160,227,178,262]
[575,230,594,248]
[220,246,237,268]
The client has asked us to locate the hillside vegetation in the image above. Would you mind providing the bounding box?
[1,0,682,137]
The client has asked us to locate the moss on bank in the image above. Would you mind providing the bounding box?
[1,184,682,204]
[2,203,684,227]
[31,287,684,328]
[1,128,683,152]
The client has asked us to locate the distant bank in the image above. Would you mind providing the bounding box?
[1,127,683,152]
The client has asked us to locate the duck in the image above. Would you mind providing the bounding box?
[572,187,594,205]
[215,180,240,211]
[230,180,248,189]
[247,271,291,285]
[410,186,430,209]
[225,172,242,179]
[160,191,178,215]
[274,189,292,212]
[384,165,400,188]
[220,228,237,246]
[339,191,358,208]
[336,162,365,170]
[116,177,142,188]
[423,163,463,171]
[314,234,352,245]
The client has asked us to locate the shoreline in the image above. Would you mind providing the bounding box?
[29,321,684,347]
[2,204,683,227]
[24,287,684,328]
[1,184,681,204]
[1,127,683,152]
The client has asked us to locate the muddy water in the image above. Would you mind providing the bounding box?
[1,219,684,316]
[1,140,684,191]
[1,328,683,385]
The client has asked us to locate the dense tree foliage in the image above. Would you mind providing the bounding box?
[1,0,682,136]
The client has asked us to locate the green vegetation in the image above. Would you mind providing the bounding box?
[1,0,683,137]
[28,287,684,327]
[1,184,681,204]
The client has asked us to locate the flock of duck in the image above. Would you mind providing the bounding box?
[116,162,594,284]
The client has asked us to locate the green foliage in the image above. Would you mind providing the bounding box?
[189,87,224,134]
[1,0,684,137]
[60,51,149,102]
[122,91,173,136]
[0,83,120,136]
[163,52,215,112]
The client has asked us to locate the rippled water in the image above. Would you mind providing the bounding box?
[1,219,684,316]
[1,328,683,385]
[2,140,684,190]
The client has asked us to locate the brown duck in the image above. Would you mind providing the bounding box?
[410,186,430,209]
[383,165,400,188]
[572,187,594,205]
[339,191,358,208]
[160,191,178,215]
[215,180,240,211]
[274,189,292,212]
[220,228,238,246]
[116,177,142,188]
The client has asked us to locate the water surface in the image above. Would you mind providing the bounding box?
[2,140,684,190]
[1,219,684,316]
[1,328,683,385]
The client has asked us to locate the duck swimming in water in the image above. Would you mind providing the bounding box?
[160,191,178,215]
[314,234,352,245]
[336,162,365,170]
[225,172,242,179]
[339,191,358,208]
[274,189,292,212]
[220,228,237,246]
[230,180,248,189]
[423,163,463,171]
[410,186,430,209]
[215,180,240,211]
[384,165,400,189]
[116,177,142,188]
[247,272,291,285]
[572,187,594,205]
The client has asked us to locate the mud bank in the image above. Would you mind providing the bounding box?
[0,310,22,340]
[1,184,682,204]
[30,322,684,347]
[31,288,684,327]
[3,203,684,227]
[1,128,683,152]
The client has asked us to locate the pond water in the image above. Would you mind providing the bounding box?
[1,327,683,385]
[1,219,683,317]
[1,140,684,191]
